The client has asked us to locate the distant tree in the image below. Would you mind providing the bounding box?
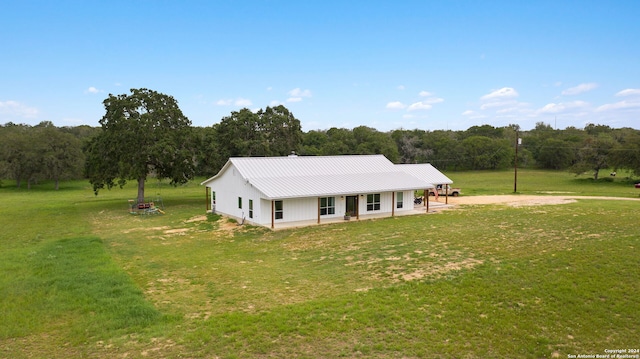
[214,108,265,161]
[257,105,303,156]
[300,130,329,155]
[391,129,432,164]
[609,129,640,176]
[352,126,399,162]
[60,125,101,146]
[191,126,221,177]
[571,134,616,180]
[584,123,613,136]
[35,122,85,190]
[0,124,42,188]
[459,124,504,140]
[323,127,356,155]
[459,136,513,170]
[85,88,195,203]
[211,105,303,173]
[421,130,459,169]
[536,138,576,170]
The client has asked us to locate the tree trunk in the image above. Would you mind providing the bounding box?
[137,177,146,204]
[593,169,599,180]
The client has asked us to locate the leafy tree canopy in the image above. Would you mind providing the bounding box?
[85,88,195,203]
[210,105,303,173]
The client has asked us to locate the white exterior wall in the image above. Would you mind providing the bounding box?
[358,190,415,216]
[259,196,346,227]
[208,164,266,225]
[391,190,414,213]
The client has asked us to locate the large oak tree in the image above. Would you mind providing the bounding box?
[85,88,195,203]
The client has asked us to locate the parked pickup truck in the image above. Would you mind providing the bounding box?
[429,185,462,197]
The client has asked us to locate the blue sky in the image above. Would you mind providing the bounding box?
[1,1,639,132]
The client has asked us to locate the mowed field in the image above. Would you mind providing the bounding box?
[1,169,639,358]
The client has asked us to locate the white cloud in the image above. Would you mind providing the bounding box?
[419,91,432,97]
[234,98,252,107]
[397,85,405,90]
[596,100,640,112]
[86,86,102,94]
[288,88,312,98]
[386,101,406,110]
[0,100,39,118]
[477,88,533,116]
[286,88,312,103]
[480,100,517,110]
[424,97,444,105]
[536,100,589,114]
[215,98,253,107]
[561,83,597,96]
[407,101,432,111]
[615,88,640,97]
[461,110,487,119]
[269,100,282,107]
[481,87,519,101]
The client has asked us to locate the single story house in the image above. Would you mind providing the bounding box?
[201,154,450,229]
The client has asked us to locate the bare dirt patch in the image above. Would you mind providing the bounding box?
[396,258,484,282]
[184,215,207,223]
[163,228,190,235]
[122,226,170,234]
[219,220,239,232]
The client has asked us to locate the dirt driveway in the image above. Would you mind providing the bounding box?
[434,194,640,207]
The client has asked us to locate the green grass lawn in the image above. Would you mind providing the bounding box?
[1,169,639,358]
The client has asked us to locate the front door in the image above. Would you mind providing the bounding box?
[346,196,358,217]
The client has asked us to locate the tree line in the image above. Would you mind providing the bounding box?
[2,88,639,195]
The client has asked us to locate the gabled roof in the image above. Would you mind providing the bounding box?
[395,163,453,185]
[201,155,434,199]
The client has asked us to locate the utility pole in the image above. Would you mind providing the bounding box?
[514,130,520,193]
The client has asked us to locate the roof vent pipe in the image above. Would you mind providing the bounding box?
[288,151,298,158]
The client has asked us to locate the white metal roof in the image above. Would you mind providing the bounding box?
[395,163,453,185]
[201,155,435,199]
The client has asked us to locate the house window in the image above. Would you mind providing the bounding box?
[396,192,403,209]
[212,191,216,204]
[319,197,335,216]
[274,200,283,219]
[367,193,381,211]
[249,199,253,219]
[238,197,242,209]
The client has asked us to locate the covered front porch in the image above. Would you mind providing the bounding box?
[268,198,452,230]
